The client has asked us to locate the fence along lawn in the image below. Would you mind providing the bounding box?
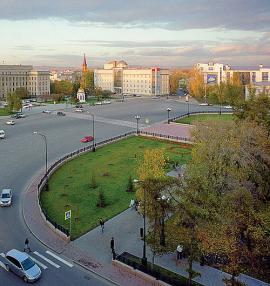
[41,136,192,239]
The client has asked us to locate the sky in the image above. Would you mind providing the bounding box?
[0,0,269,68]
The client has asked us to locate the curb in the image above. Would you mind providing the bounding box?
[73,260,121,286]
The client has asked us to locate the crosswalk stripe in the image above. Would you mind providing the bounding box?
[33,251,60,268]
[46,251,73,268]
[28,254,48,270]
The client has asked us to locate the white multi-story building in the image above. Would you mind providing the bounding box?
[94,61,169,96]
[0,65,50,99]
[196,62,270,95]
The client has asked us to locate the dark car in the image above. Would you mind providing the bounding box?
[75,104,83,108]
[11,113,25,119]
[57,111,66,116]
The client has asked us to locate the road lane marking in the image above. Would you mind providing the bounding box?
[28,254,48,270]
[33,251,60,268]
[46,251,73,268]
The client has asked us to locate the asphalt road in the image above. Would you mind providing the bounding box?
[0,97,226,285]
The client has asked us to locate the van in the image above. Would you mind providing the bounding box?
[0,130,5,139]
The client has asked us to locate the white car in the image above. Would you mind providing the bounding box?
[42,110,52,114]
[22,103,32,109]
[102,100,111,105]
[75,108,83,112]
[94,102,102,106]
[199,103,209,106]
[0,130,6,139]
[224,105,233,109]
[6,120,15,125]
[0,189,12,207]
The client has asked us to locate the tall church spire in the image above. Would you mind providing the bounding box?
[82,54,87,72]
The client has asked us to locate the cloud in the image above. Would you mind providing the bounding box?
[0,0,269,31]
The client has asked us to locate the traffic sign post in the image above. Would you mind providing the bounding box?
[65,210,72,237]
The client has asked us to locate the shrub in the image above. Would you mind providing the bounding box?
[90,173,98,189]
[126,175,134,192]
[97,191,106,208]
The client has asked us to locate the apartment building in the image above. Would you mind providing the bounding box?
[0,65,50,99]
[94,61,169,96]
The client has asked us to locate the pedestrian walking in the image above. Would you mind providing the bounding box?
[24,238,31,252]
[110,237,115,252]
[99,218,105,233]
[176,244,183,260]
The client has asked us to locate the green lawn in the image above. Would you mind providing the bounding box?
[0,108,11,116]
[41,136,192,239]
[175,113,234,124]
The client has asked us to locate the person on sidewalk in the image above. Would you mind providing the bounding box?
[99,218,105,233]
[110,237,115,252]
[176,244,183,260]
[24,238,31,252]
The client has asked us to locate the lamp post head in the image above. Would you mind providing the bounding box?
[33,131,38,134]
[166,108,171,112]
[135,115,141,120]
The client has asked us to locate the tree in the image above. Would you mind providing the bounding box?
[170,69,190,94]
[52,80,73,96]
[126,175,134,192]
[183,120,270,283]
[80,69,94,95]
[188,68,205,99]
[15,87,29,99]
[234,94,270,135]
[6,92,22,112]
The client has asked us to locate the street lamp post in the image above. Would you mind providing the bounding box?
[142,186,147,266]
[157,195,169,247]
[166,108,171,124]
[87,112,95,152]
[33,132,48,190]
[135,115,141,135]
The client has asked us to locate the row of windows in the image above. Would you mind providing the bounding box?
[1,71,29,75]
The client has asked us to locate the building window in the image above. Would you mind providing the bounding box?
[252,72,256,82]
[262,72,269,81]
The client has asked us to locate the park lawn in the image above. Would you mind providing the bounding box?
[0,108,11,116]
[41,136,192,240]
[175,113,234,124]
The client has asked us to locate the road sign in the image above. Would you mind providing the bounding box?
[65,210,71,220]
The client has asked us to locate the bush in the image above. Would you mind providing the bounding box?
[90,173,98,189]
[126,175,134,192]
[97,191,106,208]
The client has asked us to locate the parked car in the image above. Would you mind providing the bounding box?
[22,104,32,109]
[94,102,102,106]
[0,189,12,207]
[224,105,232,109]
[42,110,51,114]
[75,108,83,112]
[3,249,41,282]
[75,104,83,108]
[80,136,94,143]
[0,130,6,139]
[57,111,66,116]
[199,103,210,106]
[102,100,111,105]
[11,113,26,119]
[6,120,15,125]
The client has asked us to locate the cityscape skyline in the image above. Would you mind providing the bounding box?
[0,0,269,67]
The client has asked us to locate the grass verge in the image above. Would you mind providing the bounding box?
[41,136,192,239]
[175,113,234,124]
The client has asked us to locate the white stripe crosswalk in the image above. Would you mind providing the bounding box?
[0,250,73,272]
[33,251,60,268]
[28,254,48,270]
[46,251,73,268]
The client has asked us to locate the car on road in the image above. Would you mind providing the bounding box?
[80,136,94,143]
[102,100,111,105]
[57,111,66,116]
[224,105,233,109]
[22,103,33,109]
[0,130,6,139]
[75,104,83,108]
[199,102,212,106]
[3,249,41,283]
[11,113,26,119]
[0,189,13,207]
[94,102,102,105]
[6,120,15,125]
[75,108,83,112]
[42,110,52,114]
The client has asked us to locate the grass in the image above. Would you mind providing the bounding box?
[175,113,234,124]
[41,136,192,239]
[0,108,11,116]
